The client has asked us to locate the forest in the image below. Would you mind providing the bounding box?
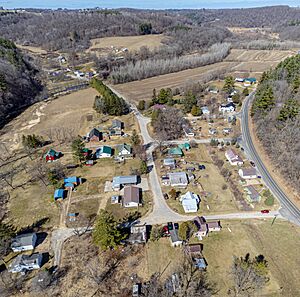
[0,38,43,128]
[252,55,300,192]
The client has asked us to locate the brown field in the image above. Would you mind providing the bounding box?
[87,34,165,56]
[16,43,48,54]
[113,49,293,103]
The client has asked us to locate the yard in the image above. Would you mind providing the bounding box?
[157,145,240,215]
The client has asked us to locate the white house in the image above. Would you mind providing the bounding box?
[169,229,182,247]
[238,168,257,179]
[219,102,235,113]
[201,106,210,115]
[235,78,245,83]
[9,253,43,273]
[180,191,200,213]
[123,186,141,208]
[116,143,132,159]
[95,146,112,158]
[11,233,37,252]
[168,172,189,187]
[225,149,244,166]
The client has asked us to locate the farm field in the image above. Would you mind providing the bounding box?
[201,219,300,297]
[112,49,293,103]
[87,34,166,56]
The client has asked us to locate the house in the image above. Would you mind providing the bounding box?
[64,176,80,186]
[235,77,245,83]
[180,191,200,213]
[239,168,257,179]
[11,233,37,252]
[168,147,183,157]
[169,229,182,247]
[123,186,141,208]
[201,106,210,115]
[163,158,176,169]
[168,172,188,187]
[132,283,141,297]
[184,244,203,256]
[219,102,235,113]
[208,86,219,94]
[95,146,112,158]
[112,175,138,191]
[208,128,217,135]
[178,143,191,151]
[183,126,195,137]
[207,221,221,232]
[9,253,43,273]
[54,189,66,201]
[223,127,232,134]
[115,143,132,159]
[193,216,208,239]
[245,186,261,203]
[44,149,61,162]
[111,195,121,204]
[82,148,91,157]
[111,119,123,130]
[194,258,207,270]
[88,128,102,142]
[225,149,244,166]
[127,225,147,244]
[245,77,257,84]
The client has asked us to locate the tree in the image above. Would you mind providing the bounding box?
[0,222,15,261]
[242,88,249,97]
[150,225,162,242]
[277,98,299,121]
[232,93,241,104]
[178,221,196,241]
[184,91,197,113]
[139,23,152,35]
[191,105,201,116]
[130,129,141,147]
[140,160,148,174]
[223,76,235,93]
[137,100,146,111]
[230,253,269,297]
[168,188,177,200]
[71,137,86,164]
[22,134,44,149]
[92,210,125,250]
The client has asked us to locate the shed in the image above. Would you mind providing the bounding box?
[163,158,176,168]
[54,189,66,201]
[64,176,80,185]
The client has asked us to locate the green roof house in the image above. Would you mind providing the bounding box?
[168,147,183,157]
[178,143,191,151]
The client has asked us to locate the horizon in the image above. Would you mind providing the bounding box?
[1,0,300,10]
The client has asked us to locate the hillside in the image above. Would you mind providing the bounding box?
[251,54,300,192]
[0,38,43,128]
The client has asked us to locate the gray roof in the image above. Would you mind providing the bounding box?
[170,229,181,243]
[240,168,257,176]
[168,172,188,185]
[12,253,41,267]
[11,233,35,248]
[123,186,141,204]
[113,175,138,187]
[112,119,123,129]
[164,158,175,166]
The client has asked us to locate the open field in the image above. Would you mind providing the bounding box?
[16,43,48,54]
[201,219,300,296]
[113,49,293,103]
[87,34,165,56]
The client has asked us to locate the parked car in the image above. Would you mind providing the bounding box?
[163,193,169,200]
[174,223,179,230]
[162,226,170,236]
[199,165,206,170]
[167,222,174,231]
[250,161,256,167]
[261,209,269,214]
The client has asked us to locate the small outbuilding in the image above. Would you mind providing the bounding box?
[54,189,66,201]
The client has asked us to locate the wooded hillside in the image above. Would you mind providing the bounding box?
[0,38,43,128]
[252,55,300,192]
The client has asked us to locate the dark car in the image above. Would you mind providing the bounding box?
[174,223,179,230]
[261,209,270,214]
[250,161,256,167]
[199,165,206,170]
[167,222,174,231]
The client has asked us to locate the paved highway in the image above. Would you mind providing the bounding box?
[241,93,300,225]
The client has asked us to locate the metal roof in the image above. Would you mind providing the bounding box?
[11,233,35,248]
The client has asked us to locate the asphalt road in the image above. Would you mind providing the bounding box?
[241,93,300,225]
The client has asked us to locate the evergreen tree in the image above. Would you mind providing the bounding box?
[222,76,235,93]
[130,129,141,147]
[140,160,148,174]
[0,223,15,260]
[278,98,299,121]
[71,137,86,164]
[184,91,197,113]
[92,210,125,250]
[137,100,146,111]
[191,105,200,116]
[243,87,249,97]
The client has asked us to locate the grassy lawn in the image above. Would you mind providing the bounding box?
[198,219,300,296]
[106,191,152,221]
[8,183,60,230]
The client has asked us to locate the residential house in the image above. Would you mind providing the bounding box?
[208,128,217,135]
[183,126,195,137]
[244,186,261,203]
[9,253,43,273]
[11,233,37,252]
[178,143,191,151]
[163,158,176,169]
[219,102,235,113]
[112,175,138,191]
[223,128,232,134]
[239,168,257,179]
[111,195,120,204]
[168,172,188,187]
[168,147,183,157]
[180,191,200,213]
[127,225,147,244]
[207,221,221,232]
[44,149,61,162]
[95,146,112,158]
[88,128,102,142]
[208,86,219,94]
[235,78,245,83]
[184,244,203,256]
[115,143,132,159]
[193,216,208,239]
[123,186,141,208]
[54,189,66,201]
[245,77,257,84]
[201,106,210,115]
[225,149,244,166]
[109,119,123,136]
[169,229,182,247]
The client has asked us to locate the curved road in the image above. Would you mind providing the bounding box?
[241,93,300,225]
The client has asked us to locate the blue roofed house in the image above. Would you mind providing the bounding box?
[95,146,112,158]
[179,191,200,213]
[54,189,66,201]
